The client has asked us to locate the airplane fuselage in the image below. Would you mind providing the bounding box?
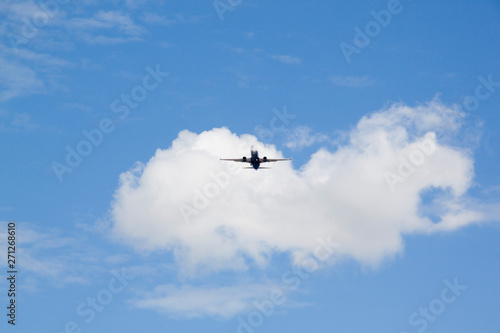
[250,147,260,169]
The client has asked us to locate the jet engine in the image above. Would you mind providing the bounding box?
[263,156,268,162]
[242,156,247,162]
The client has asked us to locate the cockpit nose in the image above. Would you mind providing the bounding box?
[251,145,257,152]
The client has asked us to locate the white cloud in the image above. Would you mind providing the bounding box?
[109,100,483,284]
[328,75,375,88]
[270,54,301,65]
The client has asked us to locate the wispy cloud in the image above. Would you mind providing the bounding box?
[141,12,177,25]
[62,102,93,113]
[70,10,146,36]
[0,45,72,101]
[328,75,375,88]
[0,224,88,288]
[0,56,45,101]
[2,112,39,131]
[8,47,73,68]
[141,13,201,26]
[284,126,329,149]
[67,10,146,45]
[133,283,281,319]
[1,2,147,47]
[79,33,142,45]
[0,1,41,19]
[0,222,127,290]
[270,54,301,65]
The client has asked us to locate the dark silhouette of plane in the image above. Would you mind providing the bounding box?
[220,145,291,170]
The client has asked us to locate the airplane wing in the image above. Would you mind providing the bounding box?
[260,158,292,163]
[220,158,251,163]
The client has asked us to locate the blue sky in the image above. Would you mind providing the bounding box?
[1,0,499,332]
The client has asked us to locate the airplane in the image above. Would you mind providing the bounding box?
[220,145,291,170]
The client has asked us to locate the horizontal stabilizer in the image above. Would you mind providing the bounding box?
[242,167,271,169]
